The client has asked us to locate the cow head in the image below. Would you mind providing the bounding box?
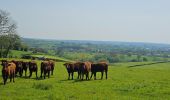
[1,60,8,68]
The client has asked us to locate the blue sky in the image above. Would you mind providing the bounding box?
[1,0,170,43]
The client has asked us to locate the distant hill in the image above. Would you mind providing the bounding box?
[21,38,170,63]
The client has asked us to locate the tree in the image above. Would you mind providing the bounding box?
[137,55,141,62]
[0,9,20,58]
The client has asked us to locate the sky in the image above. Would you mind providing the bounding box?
[0,0,170,44]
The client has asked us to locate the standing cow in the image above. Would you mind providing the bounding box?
[29,61,38,79]
[63,62,83,80]
[80,61,91,80]
[1,61,16,85]
[49,60,55,75]
[40,61,51,79]
[90,62,108,80]
[12,60,23,77]
[22,61,29,77]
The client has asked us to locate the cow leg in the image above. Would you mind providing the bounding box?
[10,74,12,82]
[77,71,80,79]
[40,70,43,78]
[19,70,22,77]
[48,71,50,78]
[87,72,89,80]
[71,72,74,80]
[4,75,8,85]
[90,72,93,79]
[21,69,23,77]
[81,73,84,80]
[29,71,32,78]
[36,71,38,79]
[94,72,96,80]
[13,73,15,82]
[25,70,27,77]
[79,71,82,79]
[51,69,53,75]
[86,73,88,80]
[101,71,104,80]
[44,71,46,79]
[105,71,108,79]
[68,73,70,80]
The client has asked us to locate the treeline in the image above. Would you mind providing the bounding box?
[22,38,170,63]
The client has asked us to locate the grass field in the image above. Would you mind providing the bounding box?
[0,59,170,100]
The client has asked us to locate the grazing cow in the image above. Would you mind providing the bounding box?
[40,61,51,79]
[12,60,23,77]
[80,61,91,80]
[22,62,29,77]
[29,61,38,79]
[63,62,83,80]
[1,61,16,85]
[90,62,108,80]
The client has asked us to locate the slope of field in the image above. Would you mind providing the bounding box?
[0,60,170,100]
[30,54,72,62]
[10,50,32,58]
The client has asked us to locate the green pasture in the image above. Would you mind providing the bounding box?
[0,59,170,100]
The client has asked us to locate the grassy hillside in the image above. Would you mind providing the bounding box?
[8,50,72,62]
[0,59,170,100]
[30,54,72,62]
[9,50,32,58]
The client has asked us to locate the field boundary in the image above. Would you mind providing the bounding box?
[128,61,170,67]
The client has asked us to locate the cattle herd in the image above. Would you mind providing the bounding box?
[1,60,108,85]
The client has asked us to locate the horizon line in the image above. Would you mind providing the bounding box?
[21,36,170,45]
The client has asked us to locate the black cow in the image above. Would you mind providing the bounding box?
[22,62,29,77]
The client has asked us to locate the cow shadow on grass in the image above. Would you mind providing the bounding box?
[59,79,87,83]
[19,76,44,80]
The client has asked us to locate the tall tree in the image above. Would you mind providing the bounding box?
[0,9,20,58]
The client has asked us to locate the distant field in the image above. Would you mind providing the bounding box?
[0,59,170,100]
[10,50,32,58]
[8,50,72,62]
[30,54,72,62]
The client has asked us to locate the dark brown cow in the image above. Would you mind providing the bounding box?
[63,62,83,80]
[22,62,29,77]
[29,61,38,79]
[12,60,23,77]
[40,61,51,79]
[90,62,108,80]
[1,61,16,85]
[80,61,91,80]
[49,60,55,75]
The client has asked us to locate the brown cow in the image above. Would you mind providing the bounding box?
[22,61,29,77]
[40,61,51,79]
[90,62,108,80]
[1,61,16,85]
[80,61,91,80]
[49,60,55,75]
[12,60,23,77]
[29,61,38,79]
[63,62,83,80]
